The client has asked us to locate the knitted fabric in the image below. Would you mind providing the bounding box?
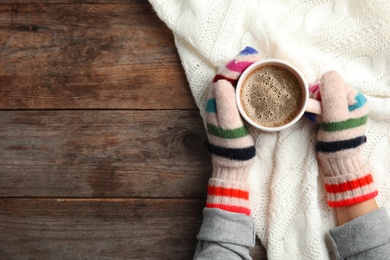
[315,71,378,207]
[149,1,390,259]
[205,47,260,216]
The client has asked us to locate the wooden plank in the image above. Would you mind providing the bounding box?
[0,110,211,197]
[1,1,137,3]
[0,198,266,259]
[0,198,204,259]
[0,3,196,109]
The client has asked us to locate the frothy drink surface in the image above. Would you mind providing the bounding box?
[241,66,302,127]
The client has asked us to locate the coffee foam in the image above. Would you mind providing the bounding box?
[240,66,303,127]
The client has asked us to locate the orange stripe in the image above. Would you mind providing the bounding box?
[325,174,374,194]
[207,186,249,200]
[327,191,378,207]
[206,203,251,216]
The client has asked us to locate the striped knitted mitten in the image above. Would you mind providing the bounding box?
[316,71,378,207]
[205,47,261,216]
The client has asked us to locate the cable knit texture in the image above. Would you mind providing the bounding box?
[148,1,390,259]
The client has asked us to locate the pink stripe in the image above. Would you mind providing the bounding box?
[225,60,253,73]
[309,83,319,94]
[309,83,321,101]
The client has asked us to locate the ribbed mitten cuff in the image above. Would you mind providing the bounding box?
[206,178,251,216]
[320,155,378,207]
[211,164,251,182]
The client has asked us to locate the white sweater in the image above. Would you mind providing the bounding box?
[148,1,390,259]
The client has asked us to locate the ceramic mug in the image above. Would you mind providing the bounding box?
[236,59,322,132]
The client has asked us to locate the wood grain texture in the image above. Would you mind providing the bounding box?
[0,110,211,197]
[1,1,136,3]
[0,1,268,259]
[0,198,266,259]
[0,198,204,259]
[0,3,196,109]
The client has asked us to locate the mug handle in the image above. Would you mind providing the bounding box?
[306,98,322,115]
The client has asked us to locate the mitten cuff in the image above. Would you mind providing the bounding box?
[319,153,367,177]
[211,164,251,182]
[321,157,378,207]
[206,178,251,215]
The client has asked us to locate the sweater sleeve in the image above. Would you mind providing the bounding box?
[329,207,390,260]
[194,208,256,260]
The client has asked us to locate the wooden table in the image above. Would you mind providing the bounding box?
[0,1,266,259]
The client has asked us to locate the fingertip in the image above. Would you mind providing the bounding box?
[214,80,236,103]
[319,71,349,119]
[214,80,244,129]
[320,71,344,91]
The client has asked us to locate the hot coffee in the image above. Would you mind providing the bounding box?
[240,66,303,127]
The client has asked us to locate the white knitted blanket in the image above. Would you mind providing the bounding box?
[149,1,390,259]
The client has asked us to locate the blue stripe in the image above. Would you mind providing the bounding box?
[206,99,217,113]
[239,46,258,56]
[348,93,367,111]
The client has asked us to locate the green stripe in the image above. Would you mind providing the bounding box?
[206,123,249,139]
[320,115,368,132]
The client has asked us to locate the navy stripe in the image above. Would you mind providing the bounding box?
[304,112,317,122]
[208,143,256,161]
[316,136,367,153]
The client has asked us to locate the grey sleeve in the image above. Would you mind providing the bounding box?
[194,208,256,260]
[329,207,390,260]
